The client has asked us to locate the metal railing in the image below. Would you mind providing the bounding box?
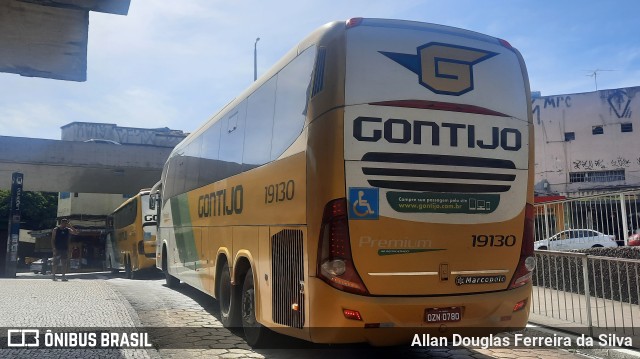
[531,250,640,339]
[535,189,640,246]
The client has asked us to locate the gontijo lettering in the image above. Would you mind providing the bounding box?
[198,185,243,217]
[353,116,521,151]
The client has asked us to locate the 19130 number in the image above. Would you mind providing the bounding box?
[265,180,295,204]
[472,235,516,247]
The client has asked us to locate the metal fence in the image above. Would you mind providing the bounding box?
[534,190,640,245]
[530,250,640,339]
[531,190,640,339]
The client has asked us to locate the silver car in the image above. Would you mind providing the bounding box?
[534,229,618,251]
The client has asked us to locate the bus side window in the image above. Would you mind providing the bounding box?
[218,101,247,178]
[271,46,316,160]
[184,135,203,193]
[244,76,277,167]
[199,121,222,186]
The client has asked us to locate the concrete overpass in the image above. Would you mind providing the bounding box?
[1,0,130,82]
[0,136,171,194]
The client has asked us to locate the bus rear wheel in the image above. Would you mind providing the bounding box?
[218,262,240,328]
[241,268,274,347]
[165,271,179,287]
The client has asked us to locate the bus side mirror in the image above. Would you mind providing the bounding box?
[149,194,156,210]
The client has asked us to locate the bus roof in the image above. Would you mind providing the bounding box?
[111,189,150,214]
[171,18,514,155]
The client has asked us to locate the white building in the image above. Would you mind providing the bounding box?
[534,86,640,197]
[50,122,186,269]
[56,192,129,227]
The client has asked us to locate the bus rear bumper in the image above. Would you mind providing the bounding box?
[305,277,531,346]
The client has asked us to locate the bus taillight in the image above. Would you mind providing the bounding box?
[317,198,369,295]
[509,204,536,289]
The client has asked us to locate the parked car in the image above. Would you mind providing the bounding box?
[628,229,640,246]
[534,229,618,251]
[30,258,53,274]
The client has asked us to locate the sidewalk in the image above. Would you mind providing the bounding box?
[529,285,640,359]
[0,274,154,358]
[1,273,633,359]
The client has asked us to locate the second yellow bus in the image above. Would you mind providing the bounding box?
[106,190,158,279]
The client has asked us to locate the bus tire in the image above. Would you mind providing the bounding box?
[218,262,240,328]
[125,256,133,279]
[163,247,180,288]
[241,268,273,347]
[165,272,180,288]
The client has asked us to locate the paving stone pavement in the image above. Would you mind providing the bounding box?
[104,272,592,359]
[0,272,599,359]
[0,275,153,359]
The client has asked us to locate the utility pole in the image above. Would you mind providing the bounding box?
[254,37,260,81]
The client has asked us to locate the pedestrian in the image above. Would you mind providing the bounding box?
[51,218,78,281]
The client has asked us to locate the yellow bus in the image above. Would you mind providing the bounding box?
[152,18,535,346]
[106,189,158,279]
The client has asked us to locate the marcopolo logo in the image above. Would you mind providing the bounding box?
[380,42,498,96]
[455,275,506,286]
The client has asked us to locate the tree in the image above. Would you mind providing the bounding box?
[0,190,58,230]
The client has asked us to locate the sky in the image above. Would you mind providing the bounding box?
[1,0,640,140]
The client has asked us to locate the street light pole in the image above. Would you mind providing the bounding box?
[254,37,260,81]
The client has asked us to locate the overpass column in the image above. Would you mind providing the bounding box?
[2,172,23,278]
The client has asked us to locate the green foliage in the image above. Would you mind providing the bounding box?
[0,190,58,230]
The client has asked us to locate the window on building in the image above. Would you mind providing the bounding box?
[592,126,603,135]
[569,169,625,183]
[564,132,575,141]
[621,123,633,133]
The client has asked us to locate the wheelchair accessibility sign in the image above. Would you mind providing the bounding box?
[348,187,379,220]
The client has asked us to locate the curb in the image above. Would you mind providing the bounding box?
[526,323,640,359]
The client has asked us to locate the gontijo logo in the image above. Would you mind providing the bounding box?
[380,42,498,96]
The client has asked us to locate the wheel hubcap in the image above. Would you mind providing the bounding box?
[242,288,255,325]
[220,280,230,314]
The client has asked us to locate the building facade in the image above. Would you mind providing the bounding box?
[534,86,640,197]
[61,122,187,147]
[50,122,187,270]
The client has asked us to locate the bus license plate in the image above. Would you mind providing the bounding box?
[425,307,462,323]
